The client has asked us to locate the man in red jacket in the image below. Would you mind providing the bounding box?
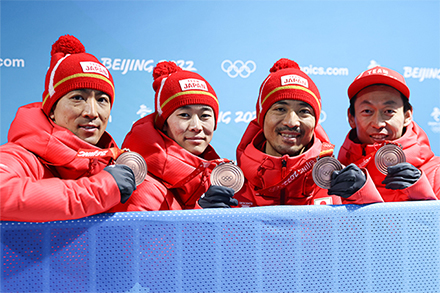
[338,66,439,201]
[234,58,383,207]
[0,35,136,222]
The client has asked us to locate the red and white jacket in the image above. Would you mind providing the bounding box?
[338,121,439,201]
[0,102,121,222]
[234,119,383,207]
[109,113,230,211]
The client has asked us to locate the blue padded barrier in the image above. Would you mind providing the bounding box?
[2,202,440,293]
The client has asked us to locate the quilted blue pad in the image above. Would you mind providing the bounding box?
[2,202,440,292]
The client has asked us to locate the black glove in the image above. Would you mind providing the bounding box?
[104,164,136,204]
[328,164,366,198]
[381,162,421,190]
[198,185,238,208]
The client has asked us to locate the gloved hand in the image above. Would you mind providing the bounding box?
[328,164,366,198]
[104,164,136,204]
[198,185,238,208]
[381,162,421,190]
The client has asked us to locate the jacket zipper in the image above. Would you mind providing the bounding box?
[280,159,287,205]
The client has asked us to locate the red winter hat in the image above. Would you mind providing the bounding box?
[42,35,115,115]
[152,61,219,130]
[348,66,410,99]
[256,58,321,126]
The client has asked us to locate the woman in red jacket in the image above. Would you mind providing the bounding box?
[0,35,136,222]
[109,61,237,211]
[338,66,439,201]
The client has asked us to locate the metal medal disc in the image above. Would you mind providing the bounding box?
[211,163,245,193]
[374,144,406,175]
[115,152,147,186]
[312,157,343,189]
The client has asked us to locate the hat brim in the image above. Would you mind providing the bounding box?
[348,75,410,99]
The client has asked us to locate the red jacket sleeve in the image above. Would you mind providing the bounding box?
[0,145,121,222]
[342,168,385,205]
[404,171,437,201]
[109,174,187,211]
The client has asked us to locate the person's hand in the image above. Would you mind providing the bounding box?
[381,162,421,190]
[104,165,136,203]
[328,164,366,198]
[198,185,238,208]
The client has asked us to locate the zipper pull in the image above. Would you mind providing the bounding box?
[362,145,367,156]
[281,159,287,178]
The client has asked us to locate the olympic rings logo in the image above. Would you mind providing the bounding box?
[221,60,256,78]
[221,176,233,181]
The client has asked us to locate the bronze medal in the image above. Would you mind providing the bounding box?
[312,157,343,189]
[374,144,406,175]
[115,151,148,186]
[211,163,245,193]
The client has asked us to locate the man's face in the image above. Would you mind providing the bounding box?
[263,99,316,157]
[348,85,412,144]
[50,89,111,145]
[162,104,215,156]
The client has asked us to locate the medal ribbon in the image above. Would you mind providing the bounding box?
[255,142,335,197]
[351,141,401,169]
[163,158,231,189]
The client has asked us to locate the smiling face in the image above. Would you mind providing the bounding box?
[263,99,316,157]
[348,85,412,144]
[50,89,111,145]
[162,104,215,156]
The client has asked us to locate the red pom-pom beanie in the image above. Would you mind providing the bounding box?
[256,58,321,127]
[42,35,115,115]
[152,61,219,130]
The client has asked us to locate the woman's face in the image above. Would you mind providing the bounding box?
[163,104,215,155]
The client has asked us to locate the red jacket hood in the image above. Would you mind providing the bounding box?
[7,102,117,179]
